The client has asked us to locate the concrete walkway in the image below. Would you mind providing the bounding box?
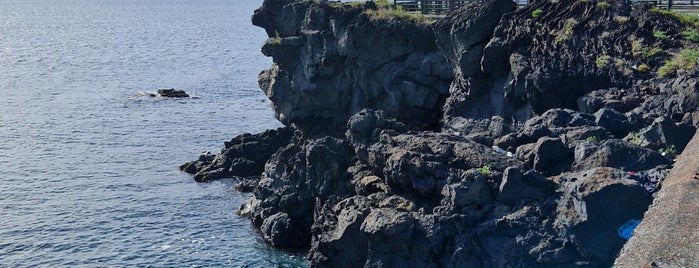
[615,131,699,267]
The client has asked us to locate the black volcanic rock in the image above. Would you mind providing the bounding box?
[555,168,652,265]
[179,127,294,182]
[253,0,451,132]
[180,0,699,266]
[157,88,189,98]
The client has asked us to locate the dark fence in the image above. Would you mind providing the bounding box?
[631,0,699,10]
[393,0,528,14]
[392,0,699,15]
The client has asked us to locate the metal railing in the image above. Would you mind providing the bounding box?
[392,0,699,15]
[393,0,528,15]
[630,0,699,10]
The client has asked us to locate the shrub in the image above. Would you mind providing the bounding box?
[532,9,543,19]
[328,1,364,8]
[658,49,699,77]
[629,132,641,145]
[637,63,650,72]
[596,1,610,9]
[652,7,699,28]
[659,144,677,157]
[586,136,598,142]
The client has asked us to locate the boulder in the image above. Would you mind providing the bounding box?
[532,137,573,176]
[573,139,671,171]
[555,168,652,265]
[594,108,633,138]
[633,116,695,152]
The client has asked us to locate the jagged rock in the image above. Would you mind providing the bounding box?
[573,139,671,171]
[246,135,355,248]
[310,196,372,268]
[360,208,432,267]
[180,151,215,174]
[515,137,573,176]
[179,127,294,182]
[577,88,643,114]
[353,175,389,196]
[525,109,596,131]
[434,0,517,142]
[498,168,555,205]
[441,169,492,208]
[561,126,614,144]
[633,116,695,152]
[260,212,300,249]
[354,128,521,199]
[234,178,258,193]
[555,168,652,265]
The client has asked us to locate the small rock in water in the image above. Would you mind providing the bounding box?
[157,88,189,98]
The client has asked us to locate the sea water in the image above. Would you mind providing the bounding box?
[0,0,306,266]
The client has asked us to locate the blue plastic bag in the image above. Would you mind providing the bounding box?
[618,219,641,240]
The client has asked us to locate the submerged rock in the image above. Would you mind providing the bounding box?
[156,88,189,98]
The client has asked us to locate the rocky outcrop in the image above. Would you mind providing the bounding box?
[179,127,294,182]
[254,0,452,132]
[182,0,699,266]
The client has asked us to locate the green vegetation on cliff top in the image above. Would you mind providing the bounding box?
[363,5,429,23]
[658,48,699,77]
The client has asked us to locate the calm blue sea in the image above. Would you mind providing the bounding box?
[0,0,306,266]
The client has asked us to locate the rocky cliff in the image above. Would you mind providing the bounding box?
[181,0,699,266]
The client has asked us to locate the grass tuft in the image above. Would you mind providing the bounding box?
[532,9,543,19]
[477,164,492,177]
[653,30,668,40]
[272,30,282,45]
[682,28,699,43]
[596,55,610,68]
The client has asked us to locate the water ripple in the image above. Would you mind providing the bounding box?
[0,0,302,267]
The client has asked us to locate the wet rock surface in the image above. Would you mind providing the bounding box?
[182,0,699,266]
